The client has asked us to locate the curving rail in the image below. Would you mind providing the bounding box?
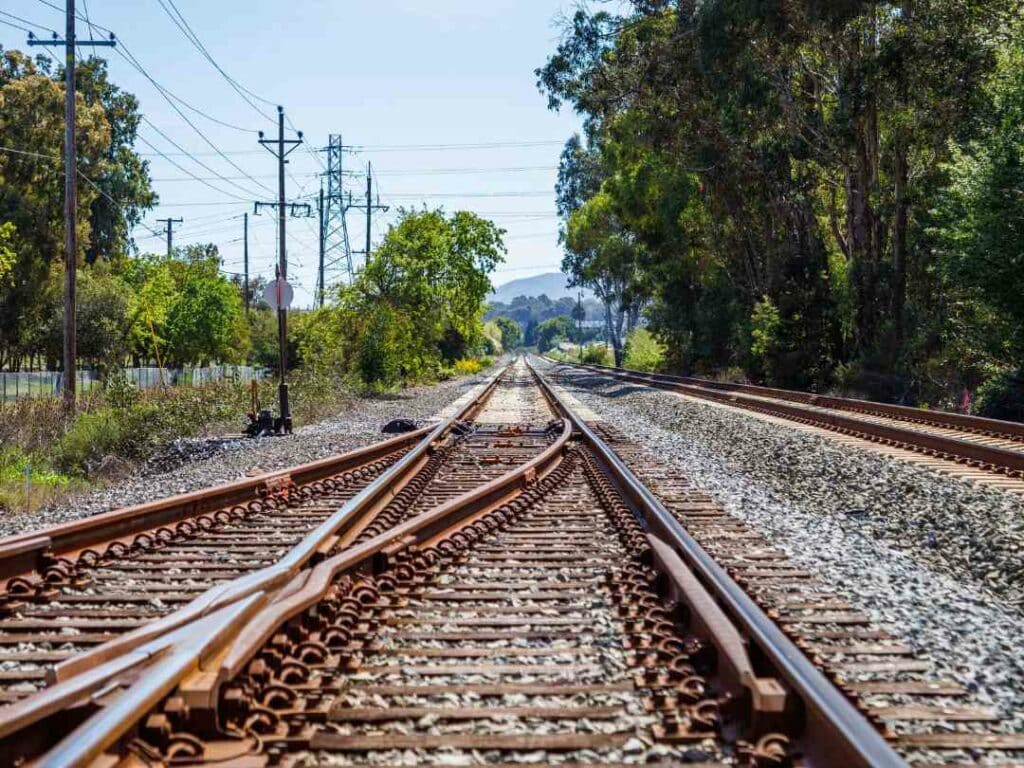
[1,358,1020,766]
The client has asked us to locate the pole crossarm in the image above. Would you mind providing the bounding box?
[253,201,312,217]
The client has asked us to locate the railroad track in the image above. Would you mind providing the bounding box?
[553,359,1024,485]
[1,359,1022,766]
[0,362,545,705]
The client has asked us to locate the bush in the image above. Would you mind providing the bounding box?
[623,328,665,372]
[975,369,1024,421]
[453,358,483,375]
[582,345,613,365]
[0,447,71,512]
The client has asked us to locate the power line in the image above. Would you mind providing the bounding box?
[119,51,273,197]
[0,9,59,34]
[153,0,277,122]
[350,140,566,152]
[135,132,252,202]
[114,43,253,133]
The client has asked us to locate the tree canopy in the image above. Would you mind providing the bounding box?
[539,1,1024,409]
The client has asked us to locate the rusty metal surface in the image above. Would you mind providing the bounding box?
[560,360,1024,477]
[575,360,1024,440]
[2,358,1021,767]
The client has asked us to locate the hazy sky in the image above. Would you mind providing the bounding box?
[1,0,588,306]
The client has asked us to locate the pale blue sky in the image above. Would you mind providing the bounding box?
[1,0,588,306]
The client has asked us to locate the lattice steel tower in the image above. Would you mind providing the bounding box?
[323,134,354,287]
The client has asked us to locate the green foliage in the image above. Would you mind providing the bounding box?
[0,446,71,513]
[975,370,1024,422]
[122,251,249,367]
[623,328,665,372]
[304,208,504,387]
[0,222,15,285]
[537,1,1024,406]
[481,321,504,355]
[749,298,783,379]
[536,316,575,353]
[494,316,523,350]
[453,358,483,376]
[0,48,155,366]
[582,345,613,365]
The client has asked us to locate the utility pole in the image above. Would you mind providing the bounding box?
[347,162,388,270]
[243,212,249,314]
[27,6,115,413]
[577,290,584,364]
[258,107,303,434]
[156,217,183,257]
[365,163,373,260]
[317,184,325,308]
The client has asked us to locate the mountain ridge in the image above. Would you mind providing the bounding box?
[488,272,592,304]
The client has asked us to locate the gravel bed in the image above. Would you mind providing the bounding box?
[537,359,1024,750]
[0,372,493,539]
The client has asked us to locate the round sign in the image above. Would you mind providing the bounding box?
[263,278,294,310]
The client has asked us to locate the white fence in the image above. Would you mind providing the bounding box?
[0,365,267,403]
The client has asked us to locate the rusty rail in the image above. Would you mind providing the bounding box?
[570,361,1024,439]
[0,358,919,767]
[0,363,515,744]
[21,392,573,766]
[0,427,430,589]
[528,358,906,768]
[555,359,1024,476]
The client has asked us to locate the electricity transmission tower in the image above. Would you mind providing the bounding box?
[318,135,355,297]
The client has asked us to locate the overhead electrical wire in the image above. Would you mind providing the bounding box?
[114,43,254,133]
[153,0,277,122]
[118,49,273,197]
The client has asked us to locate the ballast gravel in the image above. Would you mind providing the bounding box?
[0,372,493,539]
[536,359,1024,745]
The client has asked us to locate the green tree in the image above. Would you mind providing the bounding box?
[306,209,504,386]
[493,316,523,349]
[0,48,155,367]
[536,315,575,353]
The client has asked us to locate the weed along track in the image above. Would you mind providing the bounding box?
[0,359,1021,766]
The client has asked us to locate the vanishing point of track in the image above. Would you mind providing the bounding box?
[1,359,1022,766]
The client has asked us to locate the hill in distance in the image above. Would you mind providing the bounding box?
[489,272,592,304]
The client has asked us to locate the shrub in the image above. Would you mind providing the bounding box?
[975,369,1024,421]
[623,328,665,372]
[453,358,483,375]
[582,345,613,365]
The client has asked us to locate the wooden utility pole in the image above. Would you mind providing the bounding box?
[346,162,388,269]
[156,217,183,257]
[365,163,373,259]
[27,5,115,412]
[243,212,249,314]
[317,184,325,308]
[258,106,303,433]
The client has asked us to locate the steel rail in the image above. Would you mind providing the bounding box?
[570,360,1024,439]
[25,395,573,767]
[528,357,906,768]
[0,362,515,745]
[555,359,1024,475]
[0,427,431,588]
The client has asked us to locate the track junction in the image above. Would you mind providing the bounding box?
[0,359,1021,767]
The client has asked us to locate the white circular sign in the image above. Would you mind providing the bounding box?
[263,279,294,310]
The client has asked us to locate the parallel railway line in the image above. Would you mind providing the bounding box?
[554,360,1024,486]
[0,359,1020,766]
